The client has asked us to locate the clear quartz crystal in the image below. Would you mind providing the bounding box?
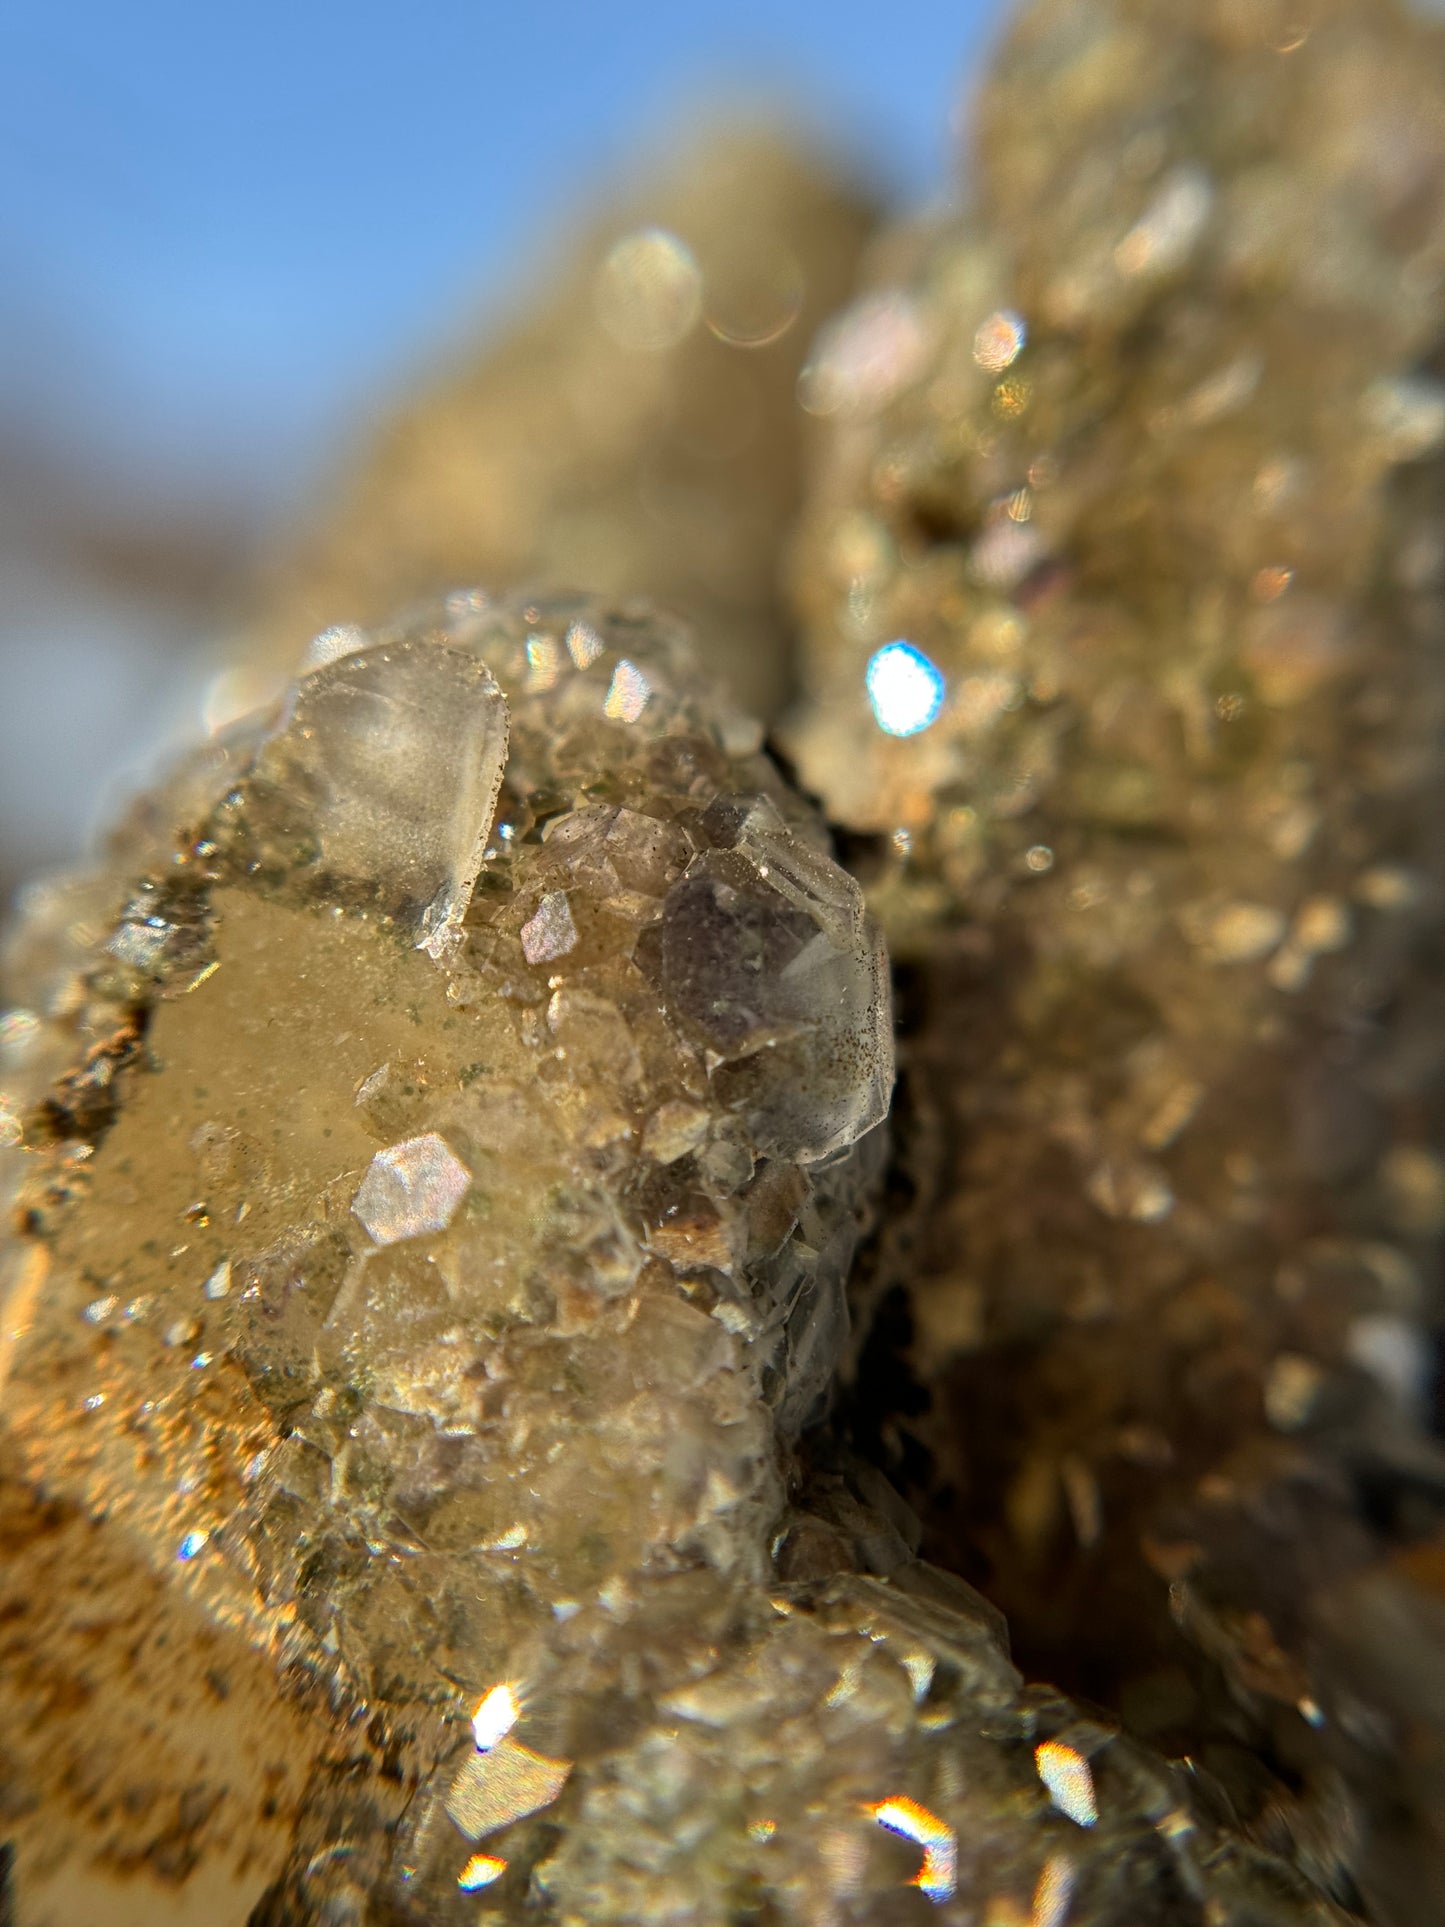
[661,794,891,1162]
[351,1132,472,1245]
[235,637,509,950]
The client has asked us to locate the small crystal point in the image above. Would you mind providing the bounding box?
[520,890,578,964]
[353,1132,471,1245]
[661,796,892,1163]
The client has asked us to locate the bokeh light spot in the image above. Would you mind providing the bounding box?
[595,227,702,352]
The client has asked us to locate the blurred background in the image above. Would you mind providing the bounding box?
[0,0,999,906]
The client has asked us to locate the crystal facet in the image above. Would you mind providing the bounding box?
[9,8,1445,1915]
[351,1133,471,1246]
[234,637,509,951]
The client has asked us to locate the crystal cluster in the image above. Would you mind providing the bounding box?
[0,595,871,1918]
[6,3,1445,1922]
[789,0,1445,1917]
[0,599,1351,1926]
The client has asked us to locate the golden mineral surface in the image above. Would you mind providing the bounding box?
[6,4,1445,1925]
[789,0,1445,1921]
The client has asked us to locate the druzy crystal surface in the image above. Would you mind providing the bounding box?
[0,597,1348,1927]
[8,3,1445,1922]
[789,0,1445,1919]
[0,596,888,1920]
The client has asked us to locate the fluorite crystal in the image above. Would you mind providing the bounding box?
[788,0,1445,1918]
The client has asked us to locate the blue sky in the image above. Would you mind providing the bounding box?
[0,1,1001,512]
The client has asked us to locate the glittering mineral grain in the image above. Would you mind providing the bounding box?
[239,125,876,727]
[789,1,1445,1917]
[0,594,1347,1926]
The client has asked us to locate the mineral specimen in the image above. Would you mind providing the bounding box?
[0,595,1350,1925]
[0,592,877,1918]
[787,0,1445,1917]
[242,125,877,726]
[9,0,1445,1916]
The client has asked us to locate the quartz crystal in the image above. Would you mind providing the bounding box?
[0,594,1349,1926]
[787,1,1445,1919]
[239,639,509,952]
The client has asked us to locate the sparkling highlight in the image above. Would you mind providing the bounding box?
[472,1682,522,1751]
[604,658,651,723]
[1031,1853,1079,1927]
[865,643,946,737]
[1035,1741,1098,1827]
[595,228,702,352]
[973,308,1027,372]
[869,1795,958,1903]
[457,1852,507,1891]
[352,1133,471,1245]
